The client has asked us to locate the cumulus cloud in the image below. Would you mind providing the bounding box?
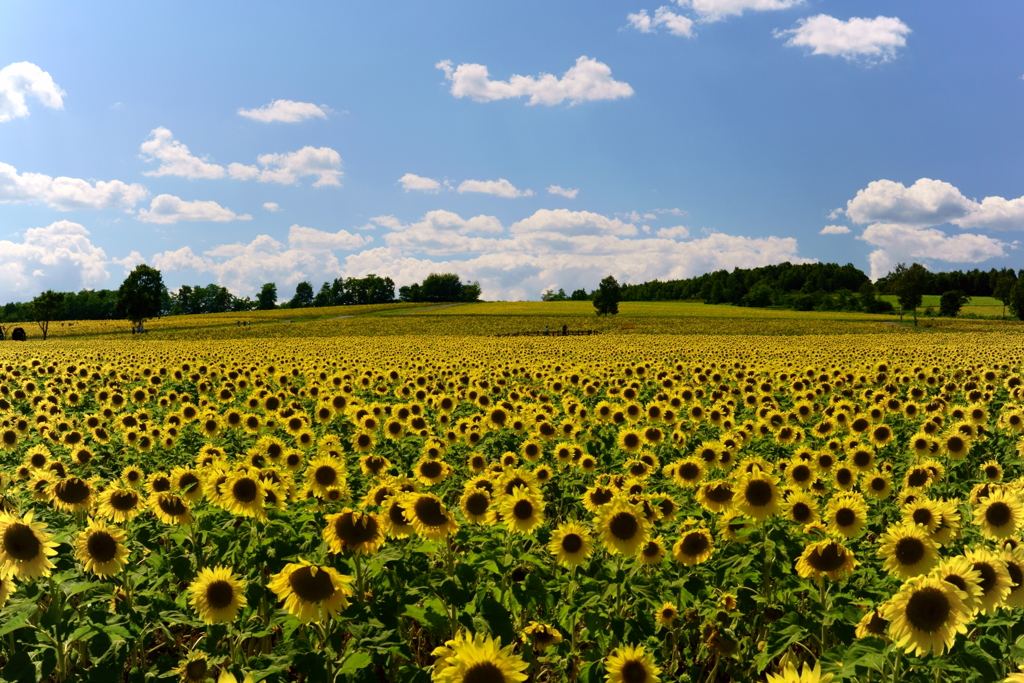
[0,62,65,123]
[237,100,327,123]
[682,0,804,22]
[627,7,695,37]
[287,224,371,251]
[547,185,579,199]
[820,225,851,235]
[136,194,252,224]
[457,178,533,198]
[139,127,226,179]
[0,161,148,211]
[859,223,1008,280]
[436,56,633,106]
[228,146,342,186]
[775,15,911,63]
[657,225,691,239]
[263,202,280,212]
[846,178,1024,231]
[0,221,108,298]
[398,173,442,193]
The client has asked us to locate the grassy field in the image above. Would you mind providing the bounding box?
[879,294,1006,317]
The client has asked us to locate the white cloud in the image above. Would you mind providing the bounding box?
[139,127,226,179]
[846,178,1024,231]
[263,202,280,212]
[681,0,803,22]
[237,100,327,123]
[627,7,695,37]
[820,225,851,235]
[0,161,148,211]
[398,173,442,193]
[436,56,634,106]
[136,194,252,224]
[110,251,147,273]
[547,185,579,199]
[775,15,911,63]
[151,246,212,272]
[457,178,533,198]
[619,210,658,222]
[287,224,371,251]
[228,146,342,186]
[657,225,691,239]
[0,62,65,123]
[858,223,1008,280]
[0,221,108,298]
[511,209,638,237]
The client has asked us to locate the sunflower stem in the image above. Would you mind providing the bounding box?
[353,552,366,604]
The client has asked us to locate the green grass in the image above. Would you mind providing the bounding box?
[879,294,1002,308]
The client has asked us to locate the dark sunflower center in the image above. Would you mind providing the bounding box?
[388,503,410,525]
[413,497,447,527]
[836,469,852,486]
[1006,562,1023,593]
[905,587,950,632]
[912,509,933,526]
[158,496,187,517]
[791,465,811,483]
[609,512,639,541]
[973,562,997,593]
[680,532,710,557]
[185,660,208,681]
[809,543,847,572]
[110,491,139,511]
[943,574,967,591]
[420,461,442,479]
[87,531,117,562]
[744,480,773,507]
[462,662,506,683]
[679,463,700,480]
[335,514,379,545]
[152,477,171,492]
[513,500,534,521]
[288,566,336,602]
[314,466,337,487]
[907,470,929,487]
[870,477,886,492]
[561,533,583,553]
[985,502,1012,528]
[704,484,734,504]
[948,437,965,452]
[894,537,925,566]
[622,660,648,683]
[466,493,490,516]
[792,502,812,522]
[623,434,640,449]
[642,541,661,557]
[985,466,999,479]
[818,454,834,468]
[866,611,888,635]
[56,478,90,504]
[205,579,235,609]
[835,508,856,528]
[179,473,200,492]
[853,451,871,468]
[232,478,258,504]
[3,523,41,561]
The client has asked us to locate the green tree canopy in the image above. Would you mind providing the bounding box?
[593,276,621,316]
[890,262,929,325]
[257,283,278,310]
[30,290,66,340]
[290,282,315,309]
[115,265,166,330]
[939,290,969,317]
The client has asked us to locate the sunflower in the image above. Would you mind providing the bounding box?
[522,621,563,650]
[1002,547,1024,608]
[305,456,347,498]
[617,428,644,454]
[188,565,248,624]
[221,471,267,519]
[151,492,192,525]
[786,461,817,490]
[639,536,667,565]
[0,511,59,580]
[121,465,144,488]
[696,480,735,513]
[878,523,939,579]
[460,488,493,524]
[654,601,678,627]
[176,651,213,683]
[323,509,385,555]
[499,488,545,535]
[883,575,970,656]
[765,661,833,683]
[401,493,458,541]
[381,496,416,538]
[171,466,204,503]
[974,488,1024,540]
[855,608,890,640]
[784,492,819,526]
[73,518,128,578]
[902,498,943,533]
[431,631,528,683]
[734,470,781,522]
[673,527,714,566]
[597,498,649,556]
[932,556,985,614]
[415,458,452,487]
[604,644,660,683]
[582,485,616,513]
[796,539,857,581]
[824,493,868,539]
[268,559,354,623]
[548,521,593,566]
[964,547,1013,614]
[49,476,94,513]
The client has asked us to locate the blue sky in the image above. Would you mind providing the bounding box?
[1,0,1022,302]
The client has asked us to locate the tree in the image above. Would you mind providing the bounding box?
[30,290,65,340]
[257,283,277,310]
[314,282,334,308]
[889,262,928,326]
[939,290,969,317]
[993,275,1015,318]
[461,281,482,302]
[290,282,315,309]
[1009,278,1024,321]
[115,265,166,331]
[593,276,621,316]
[570,288,590,301]
[420,273,464,302]
[542,288,568,302]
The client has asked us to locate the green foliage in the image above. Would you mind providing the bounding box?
[290,282,315,309]
[593,275,621,316]
[29,290,66,340]
[399,273,480,303]
[939,290,970,317]
[115,265,167,328]
[1009,278,1024,321]
[888,263,929,325]
[257,283,278,310]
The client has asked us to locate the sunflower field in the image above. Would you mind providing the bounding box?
[1,328,1024,683]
